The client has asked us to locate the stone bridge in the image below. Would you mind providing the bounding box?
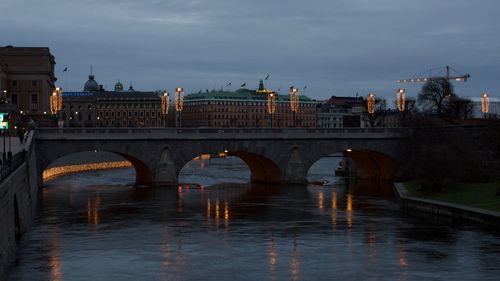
[34,127,412,186]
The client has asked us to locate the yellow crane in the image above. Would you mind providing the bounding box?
[397,65,470,83]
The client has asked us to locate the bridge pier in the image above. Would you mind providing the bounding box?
[284,148,308,184]
[153,148,178,186]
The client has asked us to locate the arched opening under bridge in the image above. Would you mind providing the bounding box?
[41,151,153,186]
[306,149,396,183]
[177,150,282,185]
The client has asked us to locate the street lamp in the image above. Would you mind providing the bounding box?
[289,86,299,127]
[481,93,489,118]
[268,92,276,128]
[175,87,184,128]
[396,89,406,112]
[367,93,376,114]
[50,87,63,127]
[161,90,169,127]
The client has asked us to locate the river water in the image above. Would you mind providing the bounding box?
[5,157,500,280]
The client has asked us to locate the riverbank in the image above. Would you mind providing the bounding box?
[404,181,500,212]
[393,182,500,228]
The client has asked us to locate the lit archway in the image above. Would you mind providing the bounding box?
[41,151,153,186]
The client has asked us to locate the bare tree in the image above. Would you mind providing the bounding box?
[418,78,455,116]
[445,96,473,120]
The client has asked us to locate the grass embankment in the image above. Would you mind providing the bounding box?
[404,182,500,212]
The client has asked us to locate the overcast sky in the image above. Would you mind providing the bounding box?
[1,0,499,102]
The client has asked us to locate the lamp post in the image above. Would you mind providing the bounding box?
[175,87,184,128]
[289,86,299,127]
[50,87,63,127]
[161,90,169,127]
[367,93,376,114]
[481,93,489,119]
[267,92,276,128]
[396,89,406,112]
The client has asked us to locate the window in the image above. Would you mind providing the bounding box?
[30,93,38,110]
[31,80,38,87]
[11,93,17,104]
[12,80,17,87]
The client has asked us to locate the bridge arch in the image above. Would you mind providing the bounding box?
[39,150,153,186]
[155,146,283,185]
[303,148,397,182]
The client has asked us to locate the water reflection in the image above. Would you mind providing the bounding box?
[268,237,277,281]
[289,239,300,281]
[5,164,500,281]
[87,193,100,225]
[49,229,63,281]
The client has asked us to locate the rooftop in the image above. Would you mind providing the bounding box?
[185,88,316,103]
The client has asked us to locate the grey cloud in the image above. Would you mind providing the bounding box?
[1,0,499,101]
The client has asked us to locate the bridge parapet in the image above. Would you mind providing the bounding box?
[35,127,409,140]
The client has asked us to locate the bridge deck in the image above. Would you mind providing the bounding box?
[35,127,410,140]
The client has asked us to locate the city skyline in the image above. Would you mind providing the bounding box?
[1,0,499,101]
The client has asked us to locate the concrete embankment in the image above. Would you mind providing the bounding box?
[393,182,500,228]
[0,132,38,277]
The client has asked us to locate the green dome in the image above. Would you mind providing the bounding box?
[114,81,124,91]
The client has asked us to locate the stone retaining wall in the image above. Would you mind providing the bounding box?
[0,132,38,277]
[393,182,500,228]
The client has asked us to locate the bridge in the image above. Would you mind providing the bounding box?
[34,127,410,186]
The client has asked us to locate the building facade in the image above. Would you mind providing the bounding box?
[316,96,365,128]
[0,46,56,126]
[60,75,162,127]
[181,82,318,128]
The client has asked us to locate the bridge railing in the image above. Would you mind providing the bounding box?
[36,127,406,135]
[0,150,26,183]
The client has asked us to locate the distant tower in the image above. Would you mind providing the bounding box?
[114,80,124,92]
[128,81,135,92]
[258,79,265,91]
[83,66,99,92]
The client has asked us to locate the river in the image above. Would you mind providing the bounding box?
[5,157,500,280]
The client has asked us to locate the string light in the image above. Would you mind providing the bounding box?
[289,86,299,113]
[175,87,184,112]
[50,87,63,115]
[481,93,490,114]
[367,93,376,114]
[161,90,169,115]
[42,161,132,182]
[267,92,276,114]
[396,88,406,112]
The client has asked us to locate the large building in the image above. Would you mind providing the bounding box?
[60,77,318,128]
[60,74,162,127]
[0,46,56,126]
[182,81,318,127]
[316,96,365,128]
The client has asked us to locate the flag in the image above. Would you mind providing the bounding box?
[63,67,68,72]
[240,83,246,87]
[226,82,231,87]
[265,73,270,80]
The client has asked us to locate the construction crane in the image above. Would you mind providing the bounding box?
[397,65,470,83]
